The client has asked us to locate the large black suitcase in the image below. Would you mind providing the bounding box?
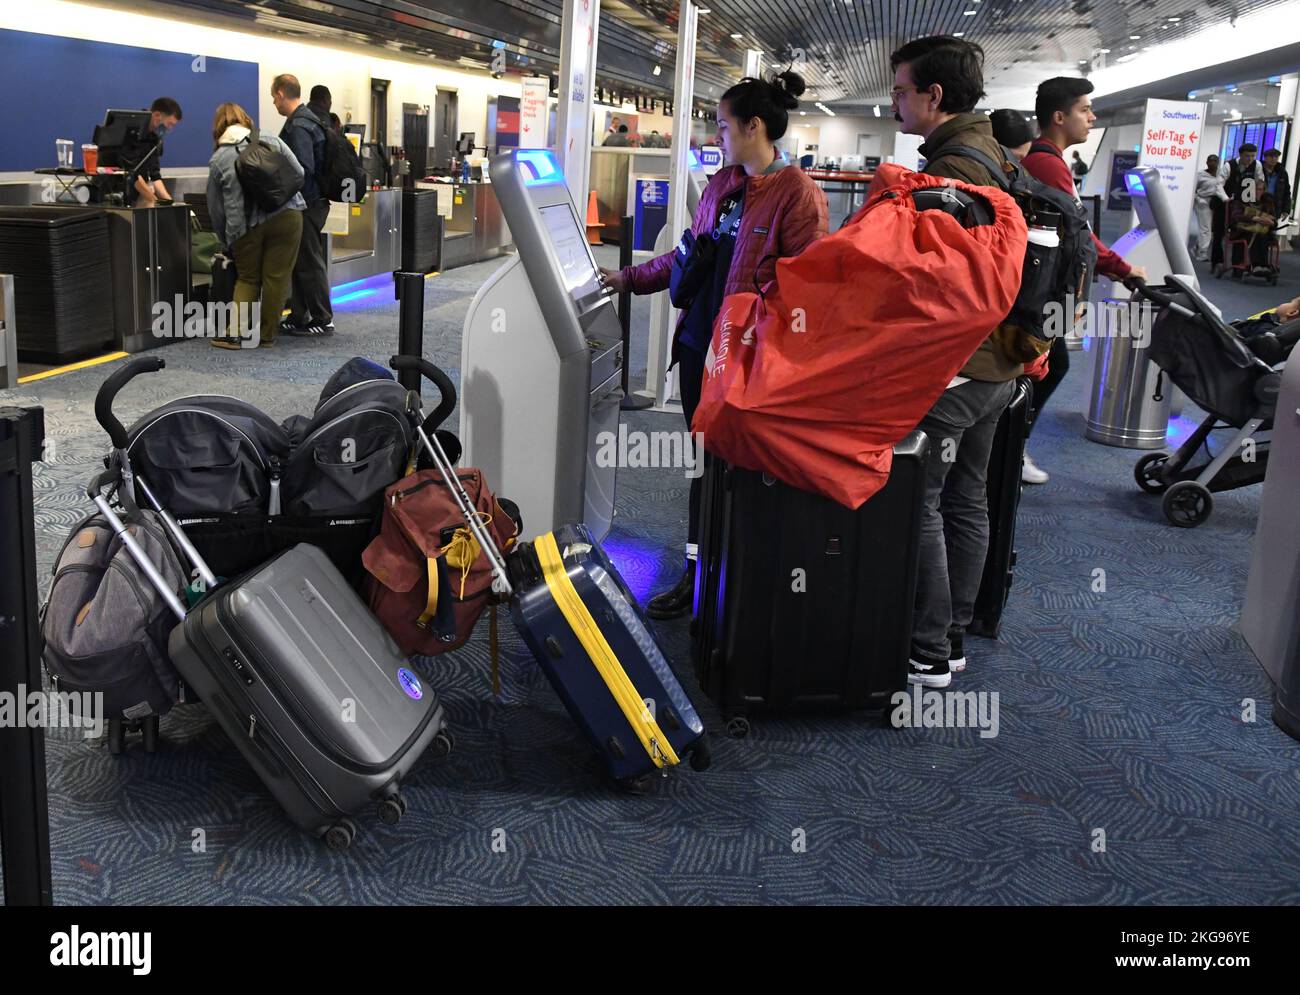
[968,377,1031,638]
[692,431,929,737]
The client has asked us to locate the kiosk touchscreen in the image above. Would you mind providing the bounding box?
[460,149,624,540]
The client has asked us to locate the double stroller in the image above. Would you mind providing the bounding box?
[59,354,458,753]
[115,355,457,582]
[1131,275,1298,527]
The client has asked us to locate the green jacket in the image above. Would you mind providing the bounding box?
[920,113,1024,383]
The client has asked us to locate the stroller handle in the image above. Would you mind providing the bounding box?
[389,355,457,429]
[95,356,165,450]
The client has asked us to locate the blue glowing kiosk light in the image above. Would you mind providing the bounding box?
[515,149,562,186]
[1125,172,1147,197]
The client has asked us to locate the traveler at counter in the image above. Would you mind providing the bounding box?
[121,96,183,206]
[598,71,828,619]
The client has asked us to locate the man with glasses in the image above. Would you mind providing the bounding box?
[889,36,1020,689]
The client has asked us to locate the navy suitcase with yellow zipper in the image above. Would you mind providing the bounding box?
[507,524,711,787]
[390,354,711,788]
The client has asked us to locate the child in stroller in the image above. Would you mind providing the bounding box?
[1131,276,1300,527]
[1218,194,1281,284]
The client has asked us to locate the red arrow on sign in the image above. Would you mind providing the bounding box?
[1189,131,1198,143]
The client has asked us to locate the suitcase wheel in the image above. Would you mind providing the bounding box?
[618,773,654,794]
[106,718,125,755]
[724,715,751,739]
[376,792,407,826]
[323,817,358,851]
[430,729,455,760]
[689,735,712,772]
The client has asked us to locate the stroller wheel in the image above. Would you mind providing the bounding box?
[1134,452,1172,494]
[1162,480,1213,528]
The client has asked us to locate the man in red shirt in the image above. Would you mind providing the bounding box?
[1019,77,1146,484]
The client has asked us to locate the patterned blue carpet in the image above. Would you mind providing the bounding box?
[3,245,1299,905]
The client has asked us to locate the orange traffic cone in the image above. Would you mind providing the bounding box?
[585,190,605,245]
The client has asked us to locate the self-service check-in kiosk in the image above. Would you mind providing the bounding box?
[642,150,711,408]
[460,150,623,540]
[1086,166,1198,449]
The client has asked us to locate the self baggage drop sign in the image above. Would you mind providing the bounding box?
[1137,98,1206,245]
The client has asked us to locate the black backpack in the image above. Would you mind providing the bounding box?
[319,127,369,204]
[234,129,304,212]
[927,141,1098,358]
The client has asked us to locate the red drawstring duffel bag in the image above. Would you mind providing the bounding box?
[693,164,1028,510]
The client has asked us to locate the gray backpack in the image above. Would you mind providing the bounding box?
[41,510,187,721]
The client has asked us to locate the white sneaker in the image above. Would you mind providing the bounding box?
[1022,454,1049,485]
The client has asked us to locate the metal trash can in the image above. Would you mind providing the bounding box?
[1085,295,1171,449]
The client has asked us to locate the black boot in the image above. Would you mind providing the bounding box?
[646,562,695,620]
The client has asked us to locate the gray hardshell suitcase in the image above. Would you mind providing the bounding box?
[168,543,451,848]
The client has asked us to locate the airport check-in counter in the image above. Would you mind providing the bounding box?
[460,149,623,540]
[440,181,511,270]
[328,187,402,286]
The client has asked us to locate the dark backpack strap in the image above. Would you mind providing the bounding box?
[1028,140,1058,158]
[925,144,1011,191]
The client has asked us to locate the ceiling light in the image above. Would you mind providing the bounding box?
[653,65,661,75]
[1099,48,1110,53]
[730,32,742,39]
[964,9,976,15]
[954,31,965,37]
[697,6,710,12]
[1168,16,1180,21]
[1130,34,1140,39]
[873,105,881,117]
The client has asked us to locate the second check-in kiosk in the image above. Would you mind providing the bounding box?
[460,150,623,540]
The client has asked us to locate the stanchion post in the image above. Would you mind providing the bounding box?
[0,406,53,906]
[394,271,426,393]
[618,215,652,411]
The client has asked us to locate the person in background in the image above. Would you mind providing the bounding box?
[1071,150,1088,191]
[1261,148,1291,218]
[1194,155,1228,262]
[1214,143,1266,270]
[598,71,828,619]
[328,112,343,134]
[206,102,305,350]
[308,85,332,125]
[123,97,183,207]
[891,35,1019,687]
[603,124,632,147]
[1233,192,1278,274]
[1020,76,1146,485]
[272,73,334,337]
[989,109,1033,159]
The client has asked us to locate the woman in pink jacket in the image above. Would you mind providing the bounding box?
[600,70,828,618]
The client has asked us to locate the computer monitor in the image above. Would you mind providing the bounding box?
[456,133,476,156]
[92,109,152,169]
[343,123,366,143]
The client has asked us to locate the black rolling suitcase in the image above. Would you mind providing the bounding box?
[693,430,929,737]
[968,377,1031,638]
[93,357,452,849]
[390,356,711,787]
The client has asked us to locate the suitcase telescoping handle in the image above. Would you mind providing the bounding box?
[95,355,165,451]
[389,355,514,598]
[85,466,188,622]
